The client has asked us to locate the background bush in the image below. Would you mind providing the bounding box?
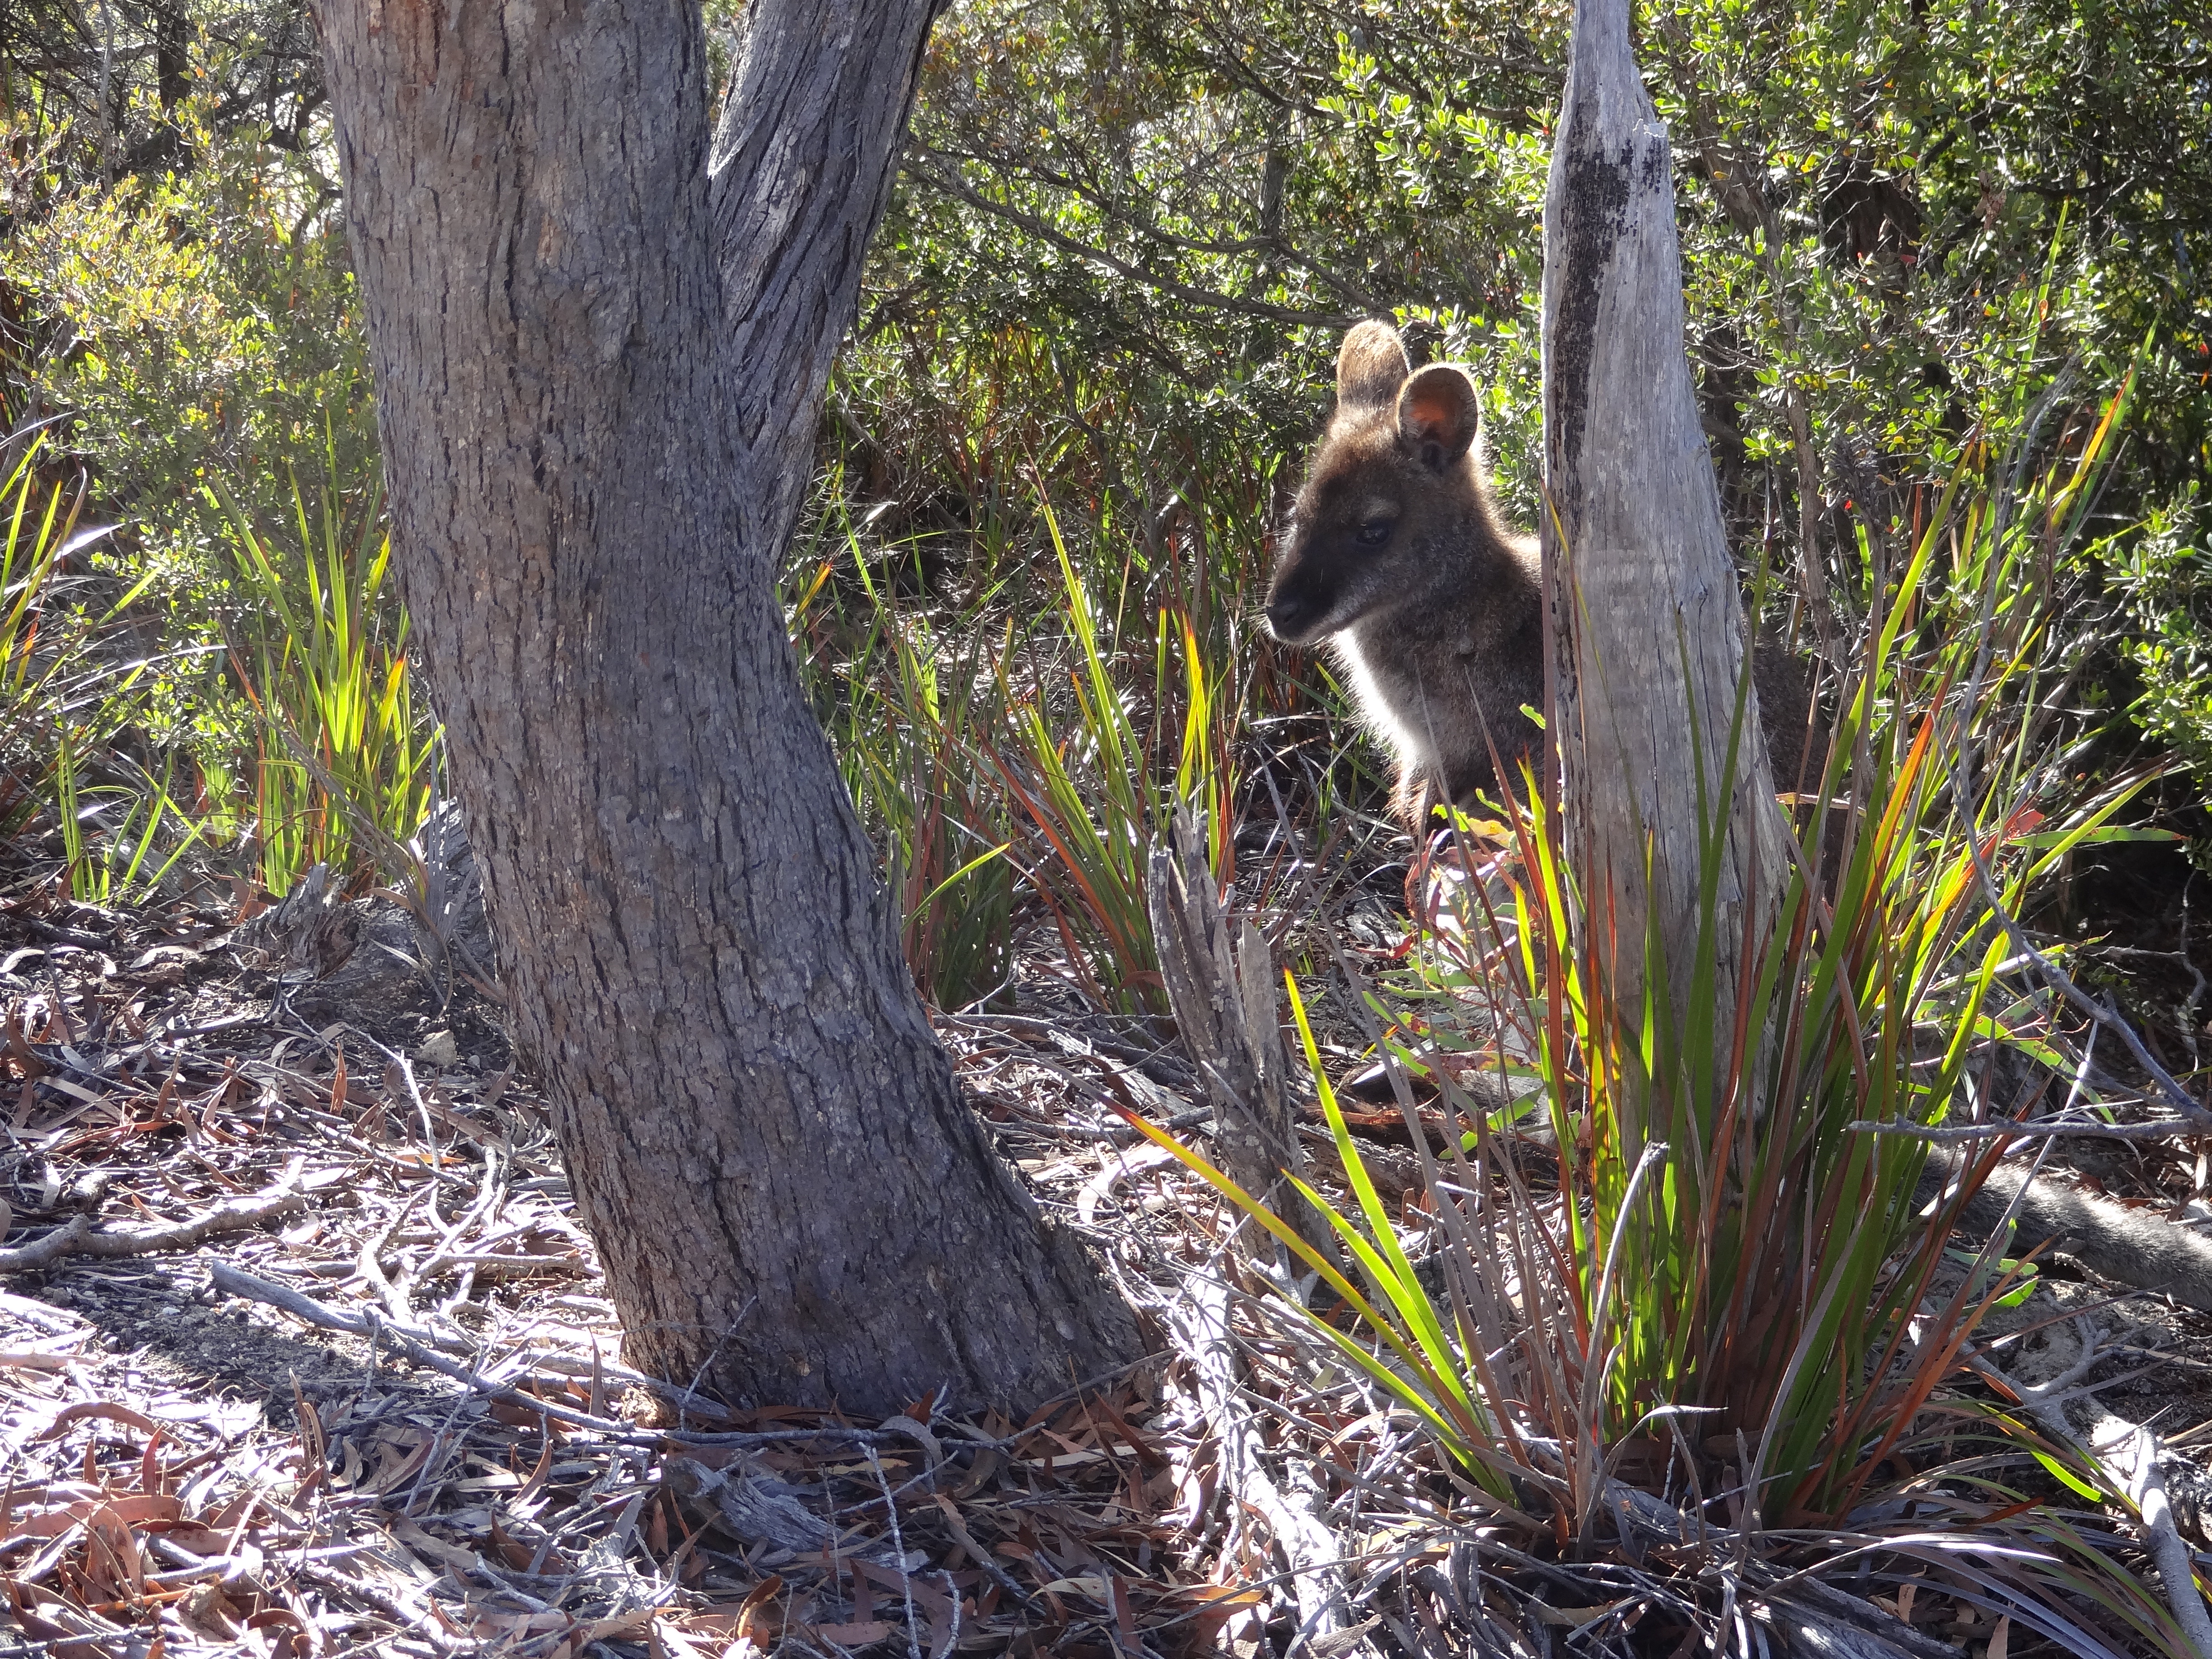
[4,12,405,894]
[1,0,2206,927]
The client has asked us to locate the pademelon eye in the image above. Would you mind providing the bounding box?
[1355,519,1394,548]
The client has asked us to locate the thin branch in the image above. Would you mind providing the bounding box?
[206,1261,1028,1454]
[2100,1415,2212,1653]
[0,1162,306,1271]
[1950,804,2212,1134]
[904,162,1359,332]
[910,140,1382,310]
[1850,1117,2208,1143]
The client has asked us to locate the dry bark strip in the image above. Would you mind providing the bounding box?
[663,1456,919,1570]
[1146,808,1337,1268]
[0,1162,305,1272]
[1753,1590,1964,1659]
[1169,1275,1356,1647]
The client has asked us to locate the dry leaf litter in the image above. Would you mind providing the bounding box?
[3,850,2212,1658]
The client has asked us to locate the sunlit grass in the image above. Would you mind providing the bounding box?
[209,431,436,895]
[0,433,209,901]
[791,465,1255,1013]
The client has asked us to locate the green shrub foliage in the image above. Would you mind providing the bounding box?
[2,0,2207,897]
[840,0,2210,787]
[4,32,408,891]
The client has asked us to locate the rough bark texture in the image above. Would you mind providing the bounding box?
[313,0,1139,1415]
[1539,0,1790,1030]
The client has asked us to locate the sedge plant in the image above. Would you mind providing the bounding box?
[0,434,205,897]
[1132,361,2194,1651]
[210,432,436,895]
[788,495,1019,1012]
[791,462,1249,1014]
[983,489,1241,1013]
[0,436,94,839]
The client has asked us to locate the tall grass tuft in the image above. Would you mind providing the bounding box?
[790,504,1018,1012]
[0,434,202,899]
[0,437,89,839]
[793,451,1256,1014]
[211,434,436,896]
[982,492,1241,1013]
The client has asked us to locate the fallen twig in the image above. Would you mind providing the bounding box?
[0,1160,306,1272]
[291,1559,469,1654]
[1971,1305,2212,1649]
[1850,1117,2210,1143]
[207,1261,1017,1453]
[209,1258,669,1439]
[2097,1415,2212,1654]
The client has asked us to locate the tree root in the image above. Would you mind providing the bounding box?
[1931,1146,2212,1313]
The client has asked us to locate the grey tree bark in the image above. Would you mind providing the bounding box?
[1146,810,1336,1270]
[311,0,1139,1414]
[1539,0,1790,1038]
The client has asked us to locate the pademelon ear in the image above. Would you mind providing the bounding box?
[1336,321,1411,412]
[1397,363,1481,472]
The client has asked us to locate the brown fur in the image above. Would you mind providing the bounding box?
[1266,321,1815,826]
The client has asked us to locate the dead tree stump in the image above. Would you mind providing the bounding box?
[1540,0,1791,1045]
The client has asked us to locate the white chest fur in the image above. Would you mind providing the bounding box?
[1330,632,1434,773]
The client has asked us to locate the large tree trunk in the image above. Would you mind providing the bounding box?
[312,0,1139,1415]
[1539,0,1790,1041]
